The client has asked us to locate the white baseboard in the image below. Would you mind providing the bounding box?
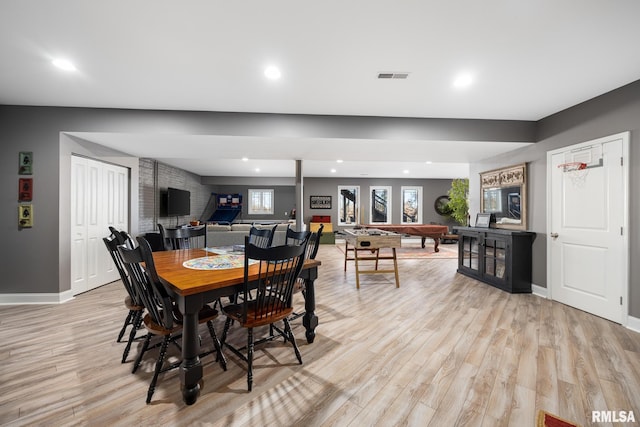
[627,315,640,334]
[0,290,74,305]
[531,283,547,298]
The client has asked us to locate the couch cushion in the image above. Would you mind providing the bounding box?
[274,223,290,232]
[208,224,231,231]
[231,224,252,232]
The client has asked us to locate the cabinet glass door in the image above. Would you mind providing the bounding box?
[461,234,479,271]
[484,238,506,279]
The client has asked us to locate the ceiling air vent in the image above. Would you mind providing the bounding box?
[377,72,410,79]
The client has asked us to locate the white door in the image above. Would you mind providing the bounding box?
[547,132,628,323]
[71,156,129,295]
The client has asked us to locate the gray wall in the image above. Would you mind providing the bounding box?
[138,158,215,232]
[207,185,296,223]
[302,177,459,230]
[471,79,640,317]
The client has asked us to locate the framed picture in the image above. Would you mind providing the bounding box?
[19,151,33,175]
[310,195,332,209]
[19,178,33,201]
[475,213,494,228]
[19,204,33,228]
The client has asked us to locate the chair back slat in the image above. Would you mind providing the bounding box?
[118,237,176,330]
[305,223,323,260]
[103,230,142,307]
[285,228,310,247]
[248,225,277,248]
[158,224,206,250]
[241,235,308,324]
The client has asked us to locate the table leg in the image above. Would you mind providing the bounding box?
[178,296,204,405]
[354,248,361,289]
[343,241,349,271]
[421,236,427,248]
[433,237,440,252]
[302,267,319,343]
[392,247,400,288]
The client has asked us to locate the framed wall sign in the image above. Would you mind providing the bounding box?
[19,178,33,201]
[19,151,33,175]
[19,204,33,228]
[310,195,332,209]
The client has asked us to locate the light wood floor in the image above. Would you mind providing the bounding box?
[1,244,639,427]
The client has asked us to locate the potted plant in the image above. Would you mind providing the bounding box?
[447,178,469,225]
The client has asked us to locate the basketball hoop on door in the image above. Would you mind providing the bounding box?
[558,162,589,187]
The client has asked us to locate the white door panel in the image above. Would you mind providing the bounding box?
[71,156,128,295]
[548,133,628,323]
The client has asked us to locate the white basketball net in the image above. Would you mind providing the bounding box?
[558,162,589,188]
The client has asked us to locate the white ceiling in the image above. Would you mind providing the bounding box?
[3,1,640,178]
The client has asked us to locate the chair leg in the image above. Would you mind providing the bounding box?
[122,310,143,363]
[220,317,233,352]
[284,318,302,364]
[207,320,227,371]
[117,310,134,342]
[147,336,170,404]
[247,327,254,392]
[133,333,151,374]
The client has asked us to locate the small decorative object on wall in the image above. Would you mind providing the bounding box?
[434,195,452,216]
[19,204,33,228]
[19,151,33,175]
[310,195,332,209]
[18,178,33,201]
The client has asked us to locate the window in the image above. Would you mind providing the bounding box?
[338,185,359,226]
[248,189,274,215]
[370,186,392,224]
[400,186,422,224]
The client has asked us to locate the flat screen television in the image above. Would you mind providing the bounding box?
[166,187,190,216]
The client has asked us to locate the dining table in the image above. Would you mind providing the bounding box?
[152,247,321,405]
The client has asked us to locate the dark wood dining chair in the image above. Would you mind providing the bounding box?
[219,235,308,391]
[103,228,145,363]
[285,227,311,247]
[118,236,226,403]
[248,224,277,248]
[290,224,323,321]
[158,223,207,250]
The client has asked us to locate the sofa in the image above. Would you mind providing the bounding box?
[206,222,291,247]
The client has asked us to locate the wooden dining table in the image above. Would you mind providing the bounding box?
[152,248,321,405]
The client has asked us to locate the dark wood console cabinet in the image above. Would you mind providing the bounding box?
[454,227,535,293]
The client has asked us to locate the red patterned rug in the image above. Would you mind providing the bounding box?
[537,410,581,427]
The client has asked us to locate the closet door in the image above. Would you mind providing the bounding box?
[71,156,129,295]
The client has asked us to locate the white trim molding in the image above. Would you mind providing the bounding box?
[627,315,640,334]
[0,290,74,305]
[531,283,547,298]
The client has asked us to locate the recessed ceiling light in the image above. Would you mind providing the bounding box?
[403,170,410,174]
[453,72,473,88]
[330,169,337,173]
[255,168,260,172]
[242,157,249,162]
[264,65,281,80]
[52,58,77,72]
[425,161,433,164]
[336,159,344,163]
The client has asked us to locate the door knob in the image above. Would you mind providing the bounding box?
[550,233,559,238]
